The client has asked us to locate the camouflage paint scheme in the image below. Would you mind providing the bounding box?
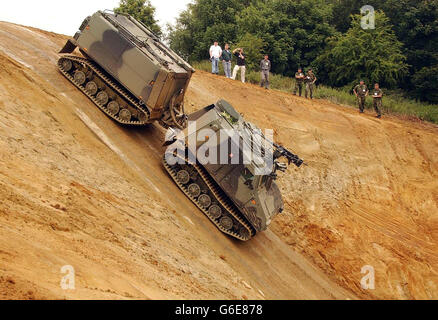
[61,11,194,120]
[175,100,284,232]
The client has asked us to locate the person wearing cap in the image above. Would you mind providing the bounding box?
[304,68,317,99]
[353,80,369,113]
[372,83,383,118]
[294,67,305,96]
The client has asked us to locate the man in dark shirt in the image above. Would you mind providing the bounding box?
[220,43,232,78]
[260,55,271,89]
[231,48,246,83]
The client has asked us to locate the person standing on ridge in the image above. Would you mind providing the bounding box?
[353,80,369,113]
[209,41,222,75]
[293,67,305,96]
[372,83,383,118]
[220,43,232,78]
[304,68,317,99]
[232,48,246,83]
[260,55,271,89]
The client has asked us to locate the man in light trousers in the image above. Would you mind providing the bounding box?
[260,55,271,89]
[221,44,232,78]
[232,48,246,83]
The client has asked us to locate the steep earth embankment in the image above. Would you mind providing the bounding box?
[0,22,436,299]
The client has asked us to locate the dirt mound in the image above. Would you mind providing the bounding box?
[0,22,436,300]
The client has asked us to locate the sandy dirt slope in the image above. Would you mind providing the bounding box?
[0,22,353,300]
[0,22,436,300]
[187,75,438,299]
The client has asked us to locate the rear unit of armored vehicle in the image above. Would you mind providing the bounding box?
[58,10,194,129]
[163,100,303,241]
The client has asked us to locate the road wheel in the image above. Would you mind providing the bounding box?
[239,227,250,239]
[208,205,222,220]
[74,71,86,85]
[198,194,212,208]
[169,95,187,129]
[188,183,201,198]
[176,170,190,185]
[220,216,233,230]
[96,91,109,105]
[62,59,73,72]
[119,108,131,122]
[107,101,120,115]
[137,110,147,122]
[85,81,98,96]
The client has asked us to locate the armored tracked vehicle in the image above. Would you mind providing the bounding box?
[163,100,303,241]
[59,12,304,241]
[58,10,194,129]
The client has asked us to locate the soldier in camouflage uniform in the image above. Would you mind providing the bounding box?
[293,67,305,96]
[372,83,383,118]
[353,80,369,113]
[304,68,317,99]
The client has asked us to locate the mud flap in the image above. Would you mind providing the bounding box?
[59,39,77,54]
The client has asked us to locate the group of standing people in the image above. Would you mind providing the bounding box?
[209,42,247,82]
[210,42,317,97]
[210,42,271,87]
[209,42,383,118]
[353,80,383,118]
[210,42,270,88]
[293,67,317,99]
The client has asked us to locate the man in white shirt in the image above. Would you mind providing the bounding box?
[209,42,222,75]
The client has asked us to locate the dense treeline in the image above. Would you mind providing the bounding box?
[328,0,438,102]
[165,0,438,103]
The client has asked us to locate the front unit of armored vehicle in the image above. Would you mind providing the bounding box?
[163,100,303,240]
[58,11,194,128]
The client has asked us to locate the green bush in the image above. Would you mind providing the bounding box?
[315,12,408,88]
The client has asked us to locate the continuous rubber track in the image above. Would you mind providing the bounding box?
[163,154,256,241]
[58,55,151,126]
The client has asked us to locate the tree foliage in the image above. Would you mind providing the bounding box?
[167,0,255,61]
[169,0,336,76]
[236,0,336,76]
[329,0,369,33]
[412,64,438,104]
[235,33,264,71]
[380,0,438,102]
[168,0,437,102]
[328,0,438,101]
[114,0,162,37]
[316,12,408,88]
